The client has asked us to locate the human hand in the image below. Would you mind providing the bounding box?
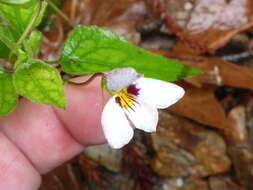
[0,77,107,190]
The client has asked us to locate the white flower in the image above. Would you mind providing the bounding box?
[101,68,185,149]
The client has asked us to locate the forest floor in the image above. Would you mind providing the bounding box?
[40,0,253,190]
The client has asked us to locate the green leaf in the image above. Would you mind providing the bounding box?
[0,24,19,58]
[0,0,31,5]
[0,42,10,58]
[23,30,42,58]
[0,0,48,36]
[0,24,17,50]
[0,68,18,115]
[60,25,202,82]
[13,59,66,108]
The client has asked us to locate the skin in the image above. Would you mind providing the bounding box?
[0,77,109,190]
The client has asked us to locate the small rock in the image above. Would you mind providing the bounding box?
[227,100,253,189]
[150,111,231,177]
[159,178,184,190]
[229,145,253,189]
[184,2,193,11]
[208,176,230,190]
[183,179,210,190]
[106,174,136,190]
[226,106,247,143]
[160,178,209,190]
[83,144,123,172]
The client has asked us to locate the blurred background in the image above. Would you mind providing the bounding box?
[39,0,253,189]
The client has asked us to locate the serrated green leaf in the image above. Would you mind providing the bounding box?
[0,68,18,115]
[23,30,42,58]
[0,0,31,5]
[60,25,202,82]
[0,24,19,58]
[0,0,47,36]
[13,59,66,108]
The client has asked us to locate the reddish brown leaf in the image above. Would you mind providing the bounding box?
[169,83,227,129]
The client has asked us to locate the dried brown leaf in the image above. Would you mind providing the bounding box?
[169,83,227,129]
[187,0,250,33]
[65,0,147,43]
[169,0,253,52]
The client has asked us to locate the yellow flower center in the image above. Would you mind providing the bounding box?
[114,85,139,110]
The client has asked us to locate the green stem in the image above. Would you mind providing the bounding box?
[48,0,75,27]
[104,85,114,96]
[9,0,43,63]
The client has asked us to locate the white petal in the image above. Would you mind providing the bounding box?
[125,100,158,132]
[101,97,134,149]
[134,78,185,109]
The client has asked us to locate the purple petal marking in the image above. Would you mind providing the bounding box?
[115,97,122,107]
[127,84,140,96]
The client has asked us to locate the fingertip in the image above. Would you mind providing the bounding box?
[54,76,109,146]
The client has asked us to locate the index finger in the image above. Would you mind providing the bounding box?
[0,76,108,174]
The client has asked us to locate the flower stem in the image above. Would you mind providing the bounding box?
[48,0,75,27]
[65,72,105,86]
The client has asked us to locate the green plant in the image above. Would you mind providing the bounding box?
[0,0,202,115]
